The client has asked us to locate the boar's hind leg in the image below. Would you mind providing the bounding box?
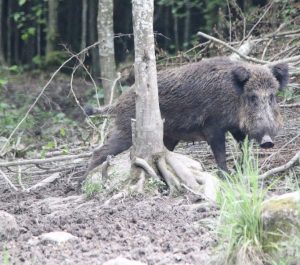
[87,130,132,172]
[164,136,179,151]
[207,131,228,173]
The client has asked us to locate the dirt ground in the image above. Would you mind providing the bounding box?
[1,187,218,265]
[0,78,299,265]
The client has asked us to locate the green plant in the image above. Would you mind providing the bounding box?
[2,247,10,265]
[217,139,269,264]
[146,177,166,192]
[82,180,103,198]
[277,85,300,103]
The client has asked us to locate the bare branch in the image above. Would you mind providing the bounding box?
[0,152,91,167]
[26,173,62,192]
[197,31,268,64]
[243,1,273,41]
[259,151,300,180]
[280,103,300,108]
[0,169,18,191]
[0,41,102,155]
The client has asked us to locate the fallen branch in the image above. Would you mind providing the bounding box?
[259,151,300,180]
[0,152,91,167]
[197,31,268,64]
[280,103,300,108]
[197,31,300,66]
[0,169,18,191]
[26,173,62,192]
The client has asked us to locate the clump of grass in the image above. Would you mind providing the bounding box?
[217,138,269,264]
[82,180,103,198]
[1,247,10,265]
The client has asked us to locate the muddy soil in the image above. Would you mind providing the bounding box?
[1,187,218,265]
[0,78,299,265]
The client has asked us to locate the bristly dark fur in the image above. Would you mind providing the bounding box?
[87,57,289,173]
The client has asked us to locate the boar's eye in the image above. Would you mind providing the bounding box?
[249,94,258,104]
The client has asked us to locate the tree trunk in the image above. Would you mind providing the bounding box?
[89,0,100,77]
[0,0,4,64]
[174,14,179,52]
[7,0,12,65]
[83,0,218,201]
[183,1,191,48]
[132,0,164,163]
[81,0,88,53]
[97,0,119,104]
[46,0,59,56]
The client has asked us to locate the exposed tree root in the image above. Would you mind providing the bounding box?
[85,150,219,205]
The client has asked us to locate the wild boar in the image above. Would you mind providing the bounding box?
[85,57,288,173]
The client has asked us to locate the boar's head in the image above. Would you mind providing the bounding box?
[233,63,288,148]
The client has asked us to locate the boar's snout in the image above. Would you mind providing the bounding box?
[260,135,274,149]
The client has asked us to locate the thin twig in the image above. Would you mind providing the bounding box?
[0,152,92,167]
[243,1,273,41]
[0,41,101,155]
[197,31,300,66]
[280,103,300,108]
[100,72,121,144]
[260,132,300,170]
[197,31,268,64]
[261,23,286,60]
[0,169,18,191]
[259,151,300,180]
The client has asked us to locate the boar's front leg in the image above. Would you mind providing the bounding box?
[87,129,132,172]
[206,130,228,173]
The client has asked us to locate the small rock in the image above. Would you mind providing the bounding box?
[39,231,78,244]
[0,210,19,240]
[102,257,146,265]
[262,191,300,242]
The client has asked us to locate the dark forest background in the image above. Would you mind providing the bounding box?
[3,0,296,71]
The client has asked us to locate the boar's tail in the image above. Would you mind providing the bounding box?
[84,105,115,116]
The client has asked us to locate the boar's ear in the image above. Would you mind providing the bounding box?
[232,66,250,94]
[271,63,289,91]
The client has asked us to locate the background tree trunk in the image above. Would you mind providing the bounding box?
[98,0,119,104]
[0,0,4,64]
[89,0,100,77]
[46,0,59,56]
[6,0,12,65]
[81,0,88,53]
[184,1,191,48]
[132,0,164,163]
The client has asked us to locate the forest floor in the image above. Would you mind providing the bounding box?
[0,76,299,265]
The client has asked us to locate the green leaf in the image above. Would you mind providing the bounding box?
[8,65,19,73]
[60,128,66,137]
[0,79,8,87]
[13,13,21,22]
[27,27,36,36]
[18,0,27,6]
[21,33,29,41]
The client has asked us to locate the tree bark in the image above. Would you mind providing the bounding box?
[0,0,4,64]
[81,0,88,53]
[183,1,191,48]
[6,0,12,65]
[97,0,119,104]
[46,0,59,56]
[132,0,164,162]
[174,15,179,52]
[89,0,100,77]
